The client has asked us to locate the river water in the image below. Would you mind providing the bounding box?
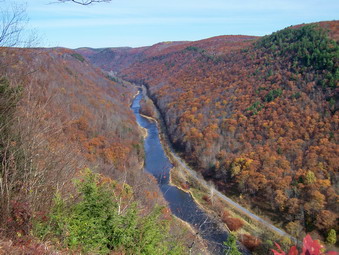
[131,91,250,255]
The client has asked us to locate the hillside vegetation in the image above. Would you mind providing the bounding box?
[0,47,189,253]
[95,21,339,245]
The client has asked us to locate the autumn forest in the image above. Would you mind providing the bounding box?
[0,17,338,255]
[80,21,338,253]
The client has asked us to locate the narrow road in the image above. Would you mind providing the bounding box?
[140,85,296,249]
[132,91,246,254]
[169,146,296,241]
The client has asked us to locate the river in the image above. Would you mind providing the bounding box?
[131,91,250,255]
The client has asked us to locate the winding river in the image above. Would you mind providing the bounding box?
[132,91,249,255]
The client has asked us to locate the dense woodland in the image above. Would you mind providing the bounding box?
[1,20,338,254]
[83,21,339,245]
[0,47,191,253]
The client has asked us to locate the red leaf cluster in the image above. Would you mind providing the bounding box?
[272,235,337,255]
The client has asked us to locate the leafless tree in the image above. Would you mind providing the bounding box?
[0,1,39,47]
[58,0,111,5]
[0,1,28,47]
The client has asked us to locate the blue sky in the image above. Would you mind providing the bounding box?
[5,0,339,48]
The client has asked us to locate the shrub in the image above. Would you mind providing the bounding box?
[224,217,244,231]
[34,169,184,254]
[223,233,241,255]
[6,201,32,239]
[326,229,336,245]
[240,234,261,251]
[202,194,211,203]
[272,234,337,255]
[221,209,230,222]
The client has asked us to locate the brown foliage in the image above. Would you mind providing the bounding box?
[239,234,261,251]
[220,209,230,222]
[0,236,68,255]
[223,217,244,231]
[0,47,167,243]
[6,201,31,239]
[109,21,339,236]
[315,210,337,232]
[202,195,211,203]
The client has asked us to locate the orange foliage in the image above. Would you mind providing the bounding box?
[108,21,339,236]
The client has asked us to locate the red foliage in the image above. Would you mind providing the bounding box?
[272,242,298,255]
[272,235,337,255]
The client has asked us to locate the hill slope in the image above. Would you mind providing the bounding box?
[90,21,338,241]
[0,47,190,253]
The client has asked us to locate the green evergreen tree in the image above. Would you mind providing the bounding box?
[34,169,185,254]
[224,233,241,255]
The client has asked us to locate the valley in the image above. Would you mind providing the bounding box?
[132,90,235,255]
[0,19,337,255]
[79,20,339,254]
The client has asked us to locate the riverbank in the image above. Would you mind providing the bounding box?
[169,161,294,253]
[138,85,297,254]
[132,90,213,254]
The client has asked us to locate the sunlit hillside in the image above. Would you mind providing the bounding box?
[85,21,338,245]
[0,47,189,254]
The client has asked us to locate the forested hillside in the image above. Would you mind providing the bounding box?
[76,41,191,73]
[76,47,146,73]
[77,36,257,73]
[92,21,339,243]
[0,47,188,253]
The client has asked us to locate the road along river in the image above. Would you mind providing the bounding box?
[131,91,252,255]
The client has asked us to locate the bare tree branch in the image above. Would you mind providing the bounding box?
[0,1,39,47]
[58,0,111,5]
[0,2,27,47]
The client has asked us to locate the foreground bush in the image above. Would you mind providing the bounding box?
[34,169,185,254]
[272,234,336,255]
